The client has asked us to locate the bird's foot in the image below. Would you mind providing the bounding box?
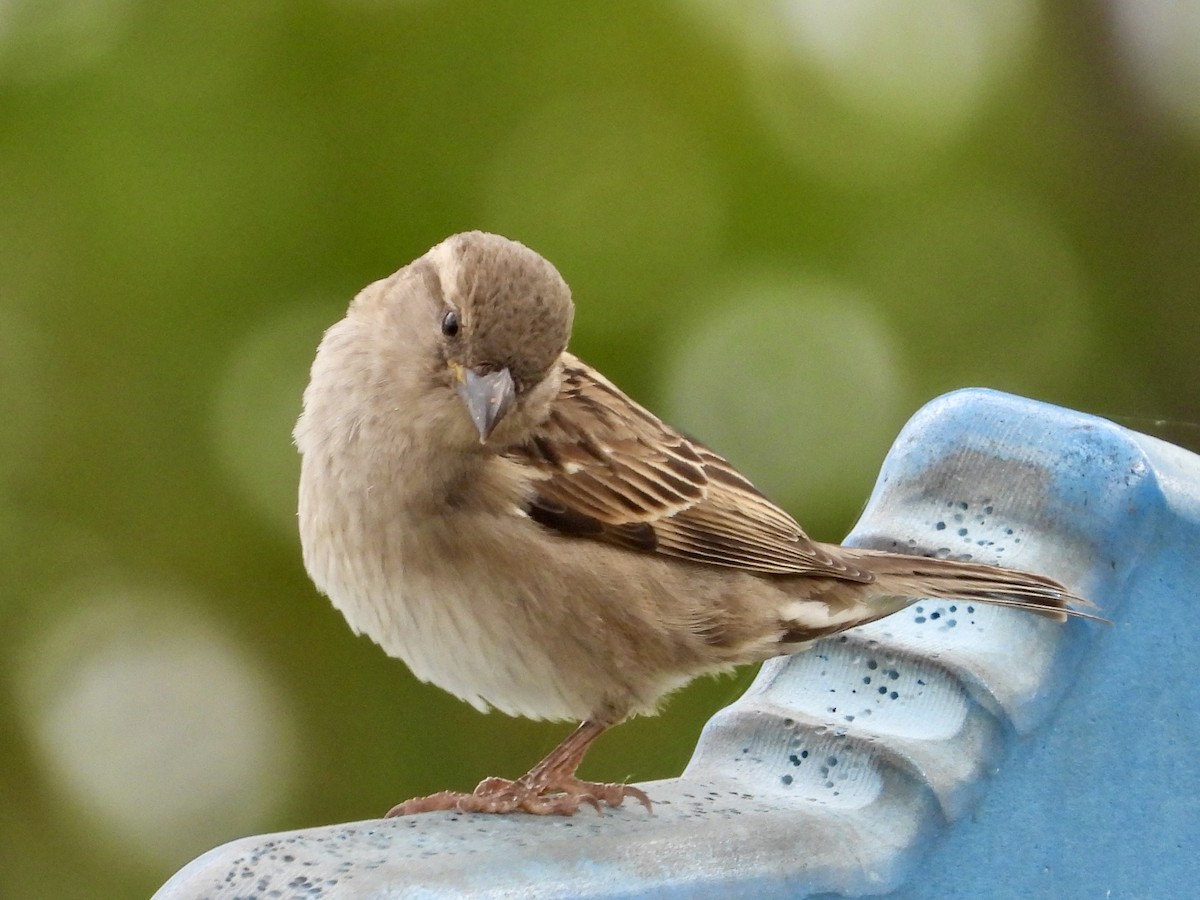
[385,775,652,817]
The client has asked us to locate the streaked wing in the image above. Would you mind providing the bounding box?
[506,354,873,582]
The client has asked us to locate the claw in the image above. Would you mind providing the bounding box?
[382,721,655,818]
[384,776,652,818]
[385,790,464,817]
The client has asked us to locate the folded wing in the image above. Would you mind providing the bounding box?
[507,355,874,582]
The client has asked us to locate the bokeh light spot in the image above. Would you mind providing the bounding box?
[0,0,133,83]
[777,0,1035,131]
[211,302,339,536]
[661,275,909,529]
[854,188,1092,398]
[683,0,1036,185]
[1113,0,1200,137]
[484,92,723,332]
[13,581,298,866]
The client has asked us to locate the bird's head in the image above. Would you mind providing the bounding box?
[424,231,574,444]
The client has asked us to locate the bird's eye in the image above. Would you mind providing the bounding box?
[441,310,460,338]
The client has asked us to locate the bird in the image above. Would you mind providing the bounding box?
[293,231,1098,817]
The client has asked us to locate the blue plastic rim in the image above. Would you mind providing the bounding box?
[153,389,1200,900]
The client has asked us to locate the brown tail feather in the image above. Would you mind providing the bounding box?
[837,548,1106,624]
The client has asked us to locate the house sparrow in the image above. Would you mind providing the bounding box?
[294,231,1096,817]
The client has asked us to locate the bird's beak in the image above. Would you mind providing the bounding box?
[454,365,516,443]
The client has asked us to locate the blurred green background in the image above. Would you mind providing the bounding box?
[1,1,1198,897]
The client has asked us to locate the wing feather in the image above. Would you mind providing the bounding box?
[508,355,873,582]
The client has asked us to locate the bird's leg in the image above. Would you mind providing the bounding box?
[385,720,652,817]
